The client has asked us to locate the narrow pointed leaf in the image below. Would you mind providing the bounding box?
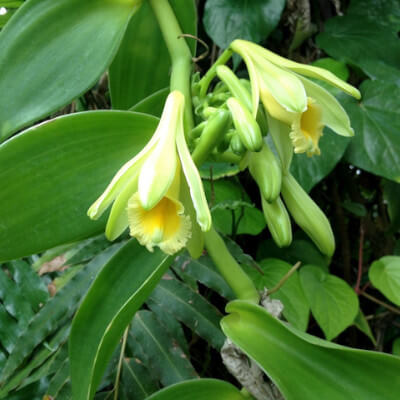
[0,244,123,384]
[222,300,400,400]
[147,278,225,350]
[0,0,140,139]
[69,240,172,400]
[127,310,197,386]
[0,111,157,262]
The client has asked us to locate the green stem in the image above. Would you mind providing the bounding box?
[204,227,259,303]
[148,0,194,132]
[199,48,233,97]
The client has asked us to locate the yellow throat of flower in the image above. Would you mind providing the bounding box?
[127,168,191,255]
[290,98,323,156]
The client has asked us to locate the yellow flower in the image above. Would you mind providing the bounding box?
[88,91,211,255]
[230,40,360,157]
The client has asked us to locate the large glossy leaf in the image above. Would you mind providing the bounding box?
[109,0,197,110]
[203,0,285,49]
[347,0,400,33]
[69,240,172,400]
[316,13,400,83]
[300,265,359,340]
[369,256,400,306]
[0,0,139,139]
[342,80,400,182]
[145,379,247,400]
[0,111,157,262]
[221,300,400,400]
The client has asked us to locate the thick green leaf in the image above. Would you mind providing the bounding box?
[300,265,359,340]
[109,0,197,109]
[248,258,310,331]
[0,0,139,139]
[0,244,123,384]
[290,128,350,192]
[222,300,400,400]
[203,0,285,49]
[145,379,247,400]
[316,14,400,83]
[0,111,157,262]
[69,240,172,400]
[343,80,400,182]
[369,256,400,306]
[147,278,225,350]
[127,310,197,386]
[121,358,159,400]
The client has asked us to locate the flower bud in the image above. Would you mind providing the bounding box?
[230,133,246,156]
[262,195,292,248]
[227,97,263,152]
[248,143,282,202]
[281,173,335,257]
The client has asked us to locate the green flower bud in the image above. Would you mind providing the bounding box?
[248,142,282,202]
[191,109,231,165]
[262,195,292,248]
[281,173,335,257]
[216,65,252,110]
[227,97,263,152]
[230,133,246,156]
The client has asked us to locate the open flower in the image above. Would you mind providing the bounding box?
[88,91,211,255]
[230,40,361,156]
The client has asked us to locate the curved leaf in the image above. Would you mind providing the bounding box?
[145,379,247,400]
[0,111,158,262]
[300,265,359,340]
[69,240,172,400]
[109,0,197,109]
[369,256,400,306]
[0,0,139,139]
[221,300,400,400]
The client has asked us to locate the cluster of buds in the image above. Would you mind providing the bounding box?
[88,40,360,259]
[190,40,360,258]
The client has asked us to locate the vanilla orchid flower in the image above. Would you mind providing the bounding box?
[88,91,211,255]
[230,40,361,157]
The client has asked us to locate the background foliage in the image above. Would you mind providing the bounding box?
[0,0,399,399]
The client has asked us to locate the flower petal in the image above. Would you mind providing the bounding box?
[87,134,159,220]
[243,40,361,99]
[299,76,355,137]
[176,120,211,232]
[105,171,140,241]
[231,40,307,114]
[138,91,184,210]
[266,114,293,173]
